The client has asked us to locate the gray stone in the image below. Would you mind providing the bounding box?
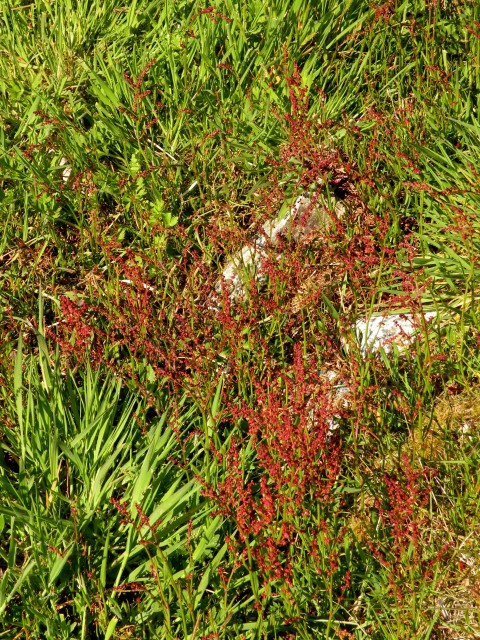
[215,191,344,304]
[352,311,438,356]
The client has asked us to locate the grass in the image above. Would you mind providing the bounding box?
[1,0,480,637]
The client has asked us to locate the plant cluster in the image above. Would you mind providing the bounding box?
[1,0,480,638]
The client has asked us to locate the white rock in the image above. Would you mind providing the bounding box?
[215,192,343,304]
[59,157,72,182]
[354,311,437,356]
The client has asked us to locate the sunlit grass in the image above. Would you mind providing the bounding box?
[1,0,480,638]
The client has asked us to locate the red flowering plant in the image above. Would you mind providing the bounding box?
[200,343,355,628]
[43,38,467,637]
[352,452,454,638]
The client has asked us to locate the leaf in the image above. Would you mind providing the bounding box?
[82,63,121,109]
[49,544,74,585]
[100,528,111,588]
[0,559,35,616]
[104,616,118,640]
[14,334,24,467]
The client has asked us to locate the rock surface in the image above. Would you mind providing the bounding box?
[215,192,345,303]
[353,311,437,356]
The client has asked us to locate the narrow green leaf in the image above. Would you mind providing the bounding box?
[0,559,35,616]
[100,529,111,589]
[14,334,24,467]
[104,616,118,640]
[49,544,74,585]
